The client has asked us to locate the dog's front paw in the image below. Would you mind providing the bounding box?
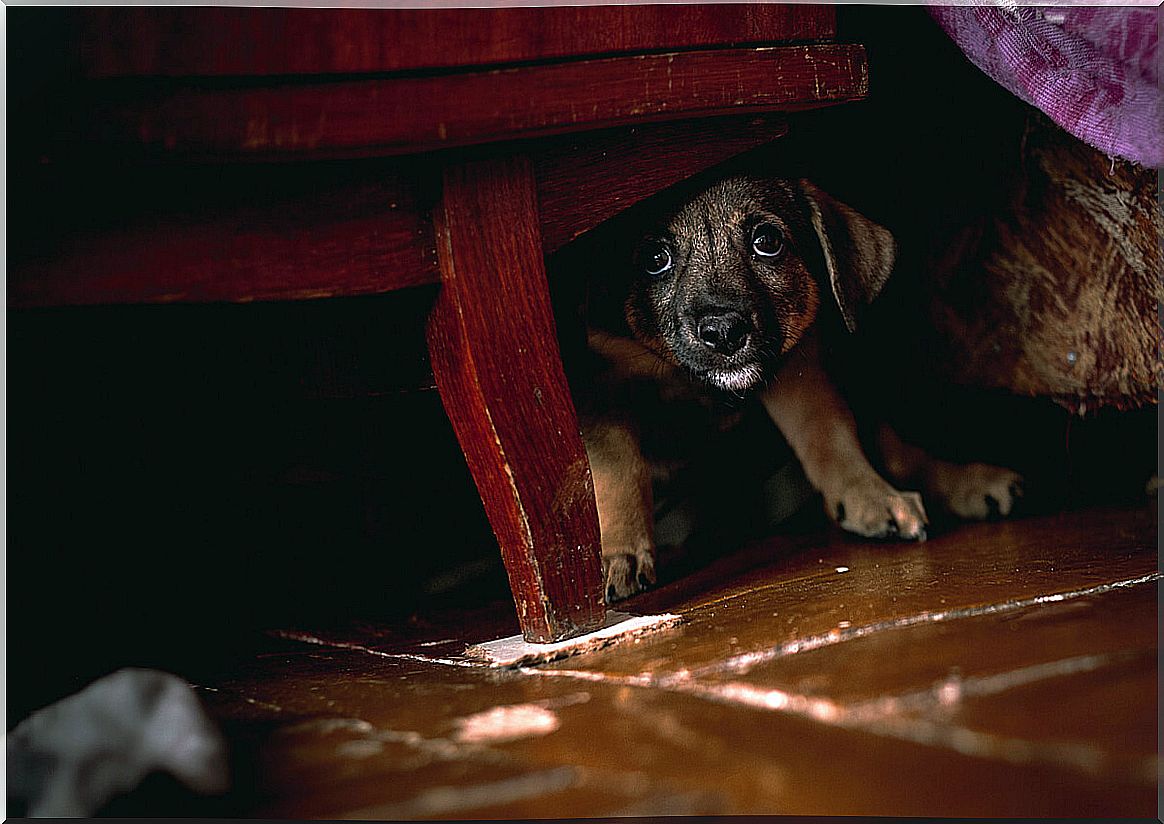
[602,544,656,602]
[829,476,928,541]
[933,463,1024,520]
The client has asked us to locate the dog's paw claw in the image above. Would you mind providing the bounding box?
[939,464,1024,520]
[602,546,656,602]
[831,477,928,542]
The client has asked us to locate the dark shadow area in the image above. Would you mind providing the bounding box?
[6,292,515,725]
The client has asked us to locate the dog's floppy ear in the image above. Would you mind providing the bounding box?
[798,179,896,332]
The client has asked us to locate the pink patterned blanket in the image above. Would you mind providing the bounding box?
[931,5,1161,168]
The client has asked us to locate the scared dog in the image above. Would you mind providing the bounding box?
[568,176,1023,601]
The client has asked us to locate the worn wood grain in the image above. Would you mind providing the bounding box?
[89,45,866,160]
[8,175,438,307]
[535,116,788,252]
[552,504,1158,677]
[424,155,605,643]
[8,116,788,309]
[214,647,1155,818]
[78,6,836,78]
[719,581,1157,727]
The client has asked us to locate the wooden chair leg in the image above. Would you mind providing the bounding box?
[425,154,606,643]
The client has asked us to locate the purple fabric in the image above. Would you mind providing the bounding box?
[930,5,1162,168]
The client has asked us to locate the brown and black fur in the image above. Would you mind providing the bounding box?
[923,111,1162,413]
[567,175,1022,601]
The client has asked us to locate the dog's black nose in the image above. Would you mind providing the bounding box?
[696,311,749,355]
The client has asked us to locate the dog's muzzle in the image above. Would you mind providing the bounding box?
[677,307,766,393]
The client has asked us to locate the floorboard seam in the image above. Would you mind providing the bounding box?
[516,665,1159,783]
[686,571,1163,678]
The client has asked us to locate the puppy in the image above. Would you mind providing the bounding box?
[573,176,1020,600]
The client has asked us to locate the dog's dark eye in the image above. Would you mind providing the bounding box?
[640,241,673,276]
[751,223,785,258]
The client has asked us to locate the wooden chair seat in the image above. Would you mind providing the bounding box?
[9,5,868,642]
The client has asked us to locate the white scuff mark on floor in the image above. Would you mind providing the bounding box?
[273,616,680,672]
[271,630,480,668]
[465,611,682,667]
[452,704,561,743]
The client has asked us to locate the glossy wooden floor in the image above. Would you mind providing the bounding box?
[195,502,1157,818]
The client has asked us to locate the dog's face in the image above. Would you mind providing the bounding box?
[621,176,896,393]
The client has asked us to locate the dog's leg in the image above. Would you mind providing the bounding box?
[877,424,1024,520]
[760,336,928,540]
[583,419,657,601]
